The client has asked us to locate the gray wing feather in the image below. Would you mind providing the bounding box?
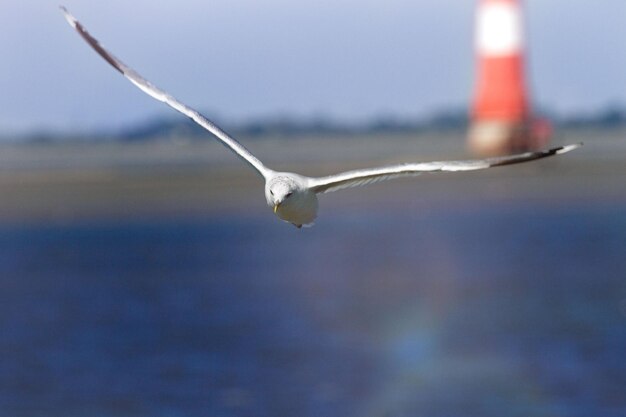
[310,144,581,194]
[61,7,270,179]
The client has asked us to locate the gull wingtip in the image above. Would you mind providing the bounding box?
[59,5,77,27]
[556,143,583,154]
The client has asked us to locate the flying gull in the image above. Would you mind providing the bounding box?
[61,7,581,228]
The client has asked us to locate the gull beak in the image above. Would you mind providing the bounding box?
[273,204,279,214]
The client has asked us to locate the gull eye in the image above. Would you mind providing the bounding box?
[270,190,274,196]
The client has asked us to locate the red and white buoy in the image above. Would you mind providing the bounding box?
[468,0,550,156]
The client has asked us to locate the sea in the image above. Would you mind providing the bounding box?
[0,198,624,417]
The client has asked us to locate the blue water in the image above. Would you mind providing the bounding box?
[0,202,625,417]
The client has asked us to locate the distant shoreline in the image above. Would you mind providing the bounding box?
[2,106,626,143]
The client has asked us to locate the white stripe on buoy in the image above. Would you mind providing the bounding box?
[476,1,523,56]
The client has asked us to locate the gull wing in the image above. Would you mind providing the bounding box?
[309,144,581,194]
[61,7,270,179]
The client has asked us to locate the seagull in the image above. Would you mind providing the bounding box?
[61,7,581,228]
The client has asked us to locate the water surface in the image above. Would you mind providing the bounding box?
[0,201,625,417]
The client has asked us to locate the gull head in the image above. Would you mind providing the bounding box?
[267,177,296,209]
[265,174,318,228]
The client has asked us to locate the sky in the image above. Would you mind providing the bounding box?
[1,0,625,134]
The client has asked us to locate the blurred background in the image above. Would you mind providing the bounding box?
[1,1,625,416]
